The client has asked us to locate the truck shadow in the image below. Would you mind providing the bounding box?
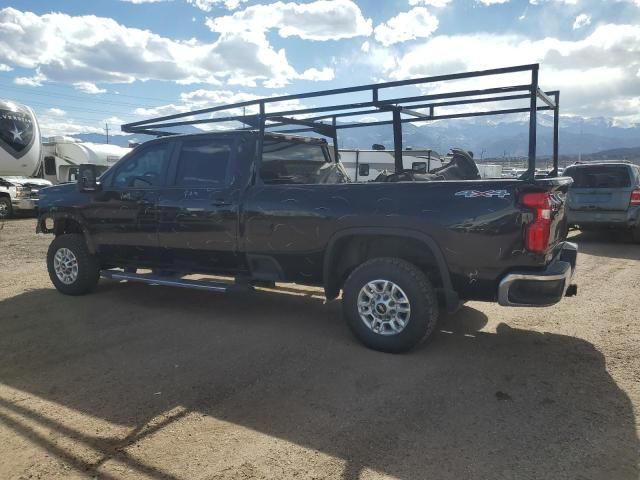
[0,284,637,479]
[570,230,640,260]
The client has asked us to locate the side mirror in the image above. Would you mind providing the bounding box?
[412,161,427,173]
[77,164,99,192]
[358,163,370,177]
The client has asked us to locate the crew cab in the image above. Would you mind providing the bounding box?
[36,130,577,352]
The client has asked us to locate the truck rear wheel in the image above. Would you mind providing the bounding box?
[47,234,100,295]
[342,257,438,353]
[0,196,12,219]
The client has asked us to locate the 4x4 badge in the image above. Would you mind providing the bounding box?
[455,190,511,198]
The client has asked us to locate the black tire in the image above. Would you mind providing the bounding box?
[342,257,439,353]
[0,196,12,219]
[47,234,100,295]
[632,227,640,244]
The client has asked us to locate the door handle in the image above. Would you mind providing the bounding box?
[211,199,232,207]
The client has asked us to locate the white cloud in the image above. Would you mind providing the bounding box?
[186,0,246,10]
[0,7,334,89]
[122,0,246,10]
[572,13,591,29]
[37,115,104,137]
[373,7,439,46]
[131,88,310,132]
[361,41,370,52]
[74,82,107,94]
[14,71,46,86]
[298,67,334,82]
[385,24,640,123]
[477,0,510,5]
[47,108,66,116]
[530,0,578,4]
[206,0,372,41]
[409,0,451,7]
[0,63,12,71]
[121,0,172,3]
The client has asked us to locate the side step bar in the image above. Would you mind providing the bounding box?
[100,270,247,293]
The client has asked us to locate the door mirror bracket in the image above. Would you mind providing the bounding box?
[77,164,101,192]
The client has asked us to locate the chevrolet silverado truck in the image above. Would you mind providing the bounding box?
[35,64,578,352]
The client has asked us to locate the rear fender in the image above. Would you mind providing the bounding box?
[323,227,459,311]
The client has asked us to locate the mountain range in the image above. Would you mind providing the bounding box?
[73,115,640,160]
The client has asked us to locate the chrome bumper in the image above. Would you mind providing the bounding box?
[498,242,577,307]
[11,197,38,211]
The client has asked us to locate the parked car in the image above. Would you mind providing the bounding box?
[564,162,640,242]
[0,176,52,219]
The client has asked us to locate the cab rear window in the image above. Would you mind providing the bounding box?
[564,166,630,188]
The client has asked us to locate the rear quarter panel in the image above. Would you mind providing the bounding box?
[242,178,571,300]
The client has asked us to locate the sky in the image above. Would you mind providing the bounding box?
[0,0,638,137]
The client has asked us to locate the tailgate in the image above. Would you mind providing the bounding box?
[568,187,633,212]
[566,165,634,212]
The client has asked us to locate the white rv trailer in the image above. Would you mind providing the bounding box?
[476,164,503,179]
[0,98,131,218]
[41,137,131,184]
[0,98,51,218]
[338,149,444,182]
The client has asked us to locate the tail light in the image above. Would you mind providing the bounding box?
[522,192,552,253]
[630,189,640,206]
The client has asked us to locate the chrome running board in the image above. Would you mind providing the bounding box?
[101,269,233,292]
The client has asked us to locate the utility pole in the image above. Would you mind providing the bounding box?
[104,123,110,144]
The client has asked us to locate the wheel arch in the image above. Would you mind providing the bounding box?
[322,227,458,310]
[37,213,96,253]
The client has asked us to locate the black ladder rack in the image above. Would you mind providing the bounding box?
[122,63,560,179]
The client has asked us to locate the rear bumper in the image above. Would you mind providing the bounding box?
[498,242,577,307]
[567,206,640,229]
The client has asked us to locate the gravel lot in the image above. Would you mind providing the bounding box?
[0,217,638,480]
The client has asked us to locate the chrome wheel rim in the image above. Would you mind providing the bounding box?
[357,279,411,336]
[53,248,79,285]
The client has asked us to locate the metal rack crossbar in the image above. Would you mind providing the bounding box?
[122,63,560,179]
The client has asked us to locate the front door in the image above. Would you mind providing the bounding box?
[85,140,174,264]
[157,136,241,273]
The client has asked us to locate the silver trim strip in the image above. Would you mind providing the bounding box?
[101,270,230,292]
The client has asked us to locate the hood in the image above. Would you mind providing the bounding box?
[39,182,75,195]
[0,176,53,187]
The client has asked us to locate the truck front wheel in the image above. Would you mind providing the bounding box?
[47,234,100,295]
[0,196,12,219]
[342,258,438,353]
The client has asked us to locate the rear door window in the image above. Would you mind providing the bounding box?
[175,139,233,187]
[565,166,631,188]
[260,139,346,184]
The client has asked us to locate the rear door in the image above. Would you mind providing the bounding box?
[565,165,634,211]
[156,135,241,273]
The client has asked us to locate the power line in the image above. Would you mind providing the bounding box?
[16,98,142,117]
[0,82,167,108]
[0,80,176,104]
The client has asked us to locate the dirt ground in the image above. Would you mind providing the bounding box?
[0,217,638,480]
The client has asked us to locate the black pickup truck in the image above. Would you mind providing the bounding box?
[35,65,578,352]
